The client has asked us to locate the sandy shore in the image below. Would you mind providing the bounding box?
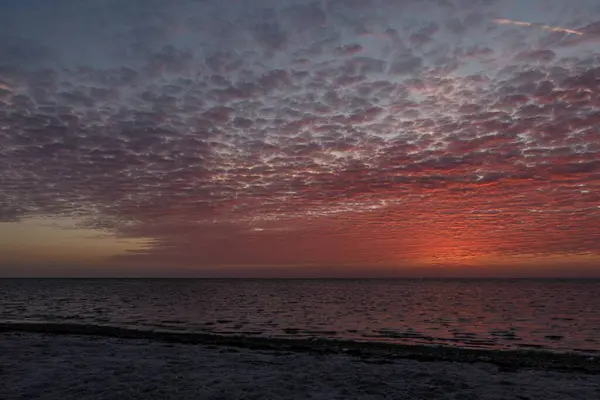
[2,332,600,400]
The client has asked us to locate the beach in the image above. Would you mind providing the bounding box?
[2,332,600,400]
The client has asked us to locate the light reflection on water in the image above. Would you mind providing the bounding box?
[1,279,599,353]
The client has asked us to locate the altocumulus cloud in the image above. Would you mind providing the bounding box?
[1,0,600,271]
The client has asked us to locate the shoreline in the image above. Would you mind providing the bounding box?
[3,332,600,400]
[1,321,599,374]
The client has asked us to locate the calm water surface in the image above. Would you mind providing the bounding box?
[1,279,599,354]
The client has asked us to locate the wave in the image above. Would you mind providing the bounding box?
[1,321,598,373]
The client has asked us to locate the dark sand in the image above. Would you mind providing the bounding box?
[2,322,600,373]
[2,331,600,400]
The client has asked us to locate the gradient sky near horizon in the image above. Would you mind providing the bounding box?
[1,0,600,277]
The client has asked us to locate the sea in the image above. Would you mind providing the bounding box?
[1,278,599,354]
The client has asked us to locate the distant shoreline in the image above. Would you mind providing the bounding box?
[2,321,599,374]
[3,277,600,280]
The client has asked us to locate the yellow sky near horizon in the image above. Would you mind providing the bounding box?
[0,217,154,266]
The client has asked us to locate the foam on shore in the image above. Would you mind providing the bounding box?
[1,321,599,373]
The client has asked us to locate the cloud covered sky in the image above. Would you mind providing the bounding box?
[1,0,600,277]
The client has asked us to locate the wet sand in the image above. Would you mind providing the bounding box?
[2,332,600,400]
[1,322,599,373]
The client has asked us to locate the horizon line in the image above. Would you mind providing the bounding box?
[2,276,600,280]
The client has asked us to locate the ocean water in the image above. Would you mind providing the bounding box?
[1,279,599,354]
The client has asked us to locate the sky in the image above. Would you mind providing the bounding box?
[1,0,600,277]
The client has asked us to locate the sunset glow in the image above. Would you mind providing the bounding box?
[492,18,585,36]
[1,0,600,277]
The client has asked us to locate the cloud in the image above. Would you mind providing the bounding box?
[0,0,600,272]
[493,18,585,36]
[515,49,556,63]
